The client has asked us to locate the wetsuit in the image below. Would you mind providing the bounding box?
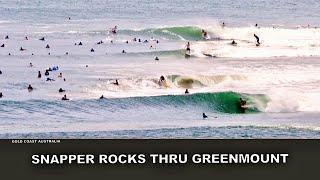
[254,34,260,44]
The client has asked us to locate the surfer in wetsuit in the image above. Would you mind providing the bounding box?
[62,94,69,101]
[111,26,117,34]
[254,34,260,45]
[45,70,49,76]
[158,76,167,87]
[0,92,2,98]
[202,30,208,39]
[113,79,119,86]
[202,113,208,119]
[239,98,247,113]
[185,42,191,54]
[46,77,55,81]
[27,84,33,92]
[58,88,65,93]
[185,89,189,94]
[231,40,237,46]
[159,76,165,82]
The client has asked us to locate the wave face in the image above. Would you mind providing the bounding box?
[125,92,265,114]
[117,26,203,41]
[0,92,265,116]
[1,0,320,138]
[151,26,203,41]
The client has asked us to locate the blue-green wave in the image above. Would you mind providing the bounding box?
[119,26,203,41]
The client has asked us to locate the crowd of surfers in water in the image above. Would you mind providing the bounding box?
[0,21,266,117]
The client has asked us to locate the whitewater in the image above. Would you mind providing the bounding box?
[0,0,320,138]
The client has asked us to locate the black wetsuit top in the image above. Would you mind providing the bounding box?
[254,34,260,44]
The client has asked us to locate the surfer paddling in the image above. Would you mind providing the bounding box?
[58,88,65,93]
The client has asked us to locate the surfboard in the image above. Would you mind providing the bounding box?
[241,105,249,109]
[185,51,191,58]
[203,53,217,58]
[159,81,170,88]
[164,84,170,88]
[204,35,211,40]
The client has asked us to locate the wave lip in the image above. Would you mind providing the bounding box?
[118,26,204,41]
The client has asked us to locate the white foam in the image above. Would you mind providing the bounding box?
[191,26,320,58]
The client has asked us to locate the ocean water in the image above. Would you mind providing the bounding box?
[0,0,320,138]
